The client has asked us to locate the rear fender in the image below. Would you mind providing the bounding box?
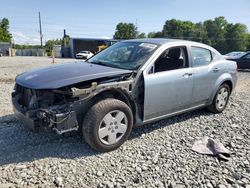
[208,73,234,104]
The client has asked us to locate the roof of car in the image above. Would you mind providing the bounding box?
[124,38,187,44]
[123,38,222,55]
[124,38,205,46]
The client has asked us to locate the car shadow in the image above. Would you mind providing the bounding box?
[129,108,212,139]
[238,69,250,73]
[0,109,212,166]
[0,114,97,166]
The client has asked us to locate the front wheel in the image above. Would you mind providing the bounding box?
[82,99,133,152]
[207,84,230,113]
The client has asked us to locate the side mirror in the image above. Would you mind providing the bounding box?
[148,66,154,74]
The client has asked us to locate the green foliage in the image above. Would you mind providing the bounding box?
[0,18,12,42]
[45,39,62,55]
[225,23,248,52]
[193,23,209,43]
[138,32,146,38]
[203,17,228,53]
[63,35,70,47]
[147,32,163,38]
[145,16,250,53]
[114,23,138,39]
[162,19,195,39]
[247,34,250,50]
[14,44,41,49]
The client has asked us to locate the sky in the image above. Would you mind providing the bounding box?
[0,0,250,45]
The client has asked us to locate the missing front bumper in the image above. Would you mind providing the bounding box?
[13,99,79,134]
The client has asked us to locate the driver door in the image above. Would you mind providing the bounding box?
[143,46,194,121]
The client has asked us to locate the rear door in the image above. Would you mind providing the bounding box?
[190,46,221,105]
[143,46,194,121]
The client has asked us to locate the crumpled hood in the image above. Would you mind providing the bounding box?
[16,62,132,89]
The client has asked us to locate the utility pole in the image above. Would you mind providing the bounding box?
[63,29,66,47]
[38,12,43,48]
[135,18,138,38]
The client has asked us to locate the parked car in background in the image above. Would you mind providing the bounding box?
[12,39,237,152]
[223,51,245,59]
[75,50,94,59]
[0,49,3,57]
[225,51,250,69]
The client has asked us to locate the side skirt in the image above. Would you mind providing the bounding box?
[141,104,207,125]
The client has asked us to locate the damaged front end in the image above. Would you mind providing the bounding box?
[12,84,79,134]
[12,76,134,134]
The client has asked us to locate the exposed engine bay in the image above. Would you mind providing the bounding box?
[12,74,140,134]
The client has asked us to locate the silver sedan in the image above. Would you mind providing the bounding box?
[12,38,237,151]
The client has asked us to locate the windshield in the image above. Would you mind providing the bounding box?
[88,41,158,70]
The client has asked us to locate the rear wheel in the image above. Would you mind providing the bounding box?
[207,84,230,113]
[82,99,133,152]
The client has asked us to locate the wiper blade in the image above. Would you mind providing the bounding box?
[89,60,105,65]
[90,61,118,68]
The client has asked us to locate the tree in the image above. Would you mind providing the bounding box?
[147,31,162,38]
[137,32,146,38]
[193,22,209,44]
[225,23,248,52]
[113,23,138,39]
[45,39,62,55]
[247,34,250,51]
[204,17,228,53]
[0,18,12,42]
[63,35,70,47]
[162,19,195,39]
[116,17,250,53]
[14,44,40,49]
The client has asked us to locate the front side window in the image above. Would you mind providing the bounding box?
[154,46,188,73]
[88,42,158,70]
[191,46,212,67]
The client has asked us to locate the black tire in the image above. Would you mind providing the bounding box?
[207,83,230,113]
[82,99,133,152]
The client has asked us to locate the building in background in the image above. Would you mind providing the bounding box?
[0,41,11,56]
[68,38,118,58]
[14,49,45,56]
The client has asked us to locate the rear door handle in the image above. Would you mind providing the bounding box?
[213,68,220,72]
[183,73,192,77]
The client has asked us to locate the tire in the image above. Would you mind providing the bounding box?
[207,83,230,113]
[82,99,133,152]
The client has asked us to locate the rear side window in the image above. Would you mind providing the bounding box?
[191,46,212,67]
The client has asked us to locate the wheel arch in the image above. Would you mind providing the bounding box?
[90,89,137,125]
[223,80,233,94]
[208,73,234,104]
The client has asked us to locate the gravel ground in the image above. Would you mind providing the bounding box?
[0,57,249,188]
